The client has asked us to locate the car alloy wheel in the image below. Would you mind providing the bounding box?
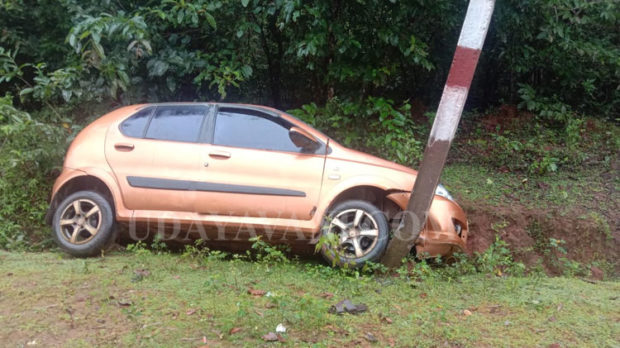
[328,208,380,258]
[320,200,389,267]
[52,190,116,257]
[58,199,102,245]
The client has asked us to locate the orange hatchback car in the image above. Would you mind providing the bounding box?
[47,103,467,266]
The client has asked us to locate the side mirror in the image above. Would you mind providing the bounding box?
[289,126,320,152]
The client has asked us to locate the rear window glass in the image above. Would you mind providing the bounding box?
[145,105,207,143]
[119,107,155,138]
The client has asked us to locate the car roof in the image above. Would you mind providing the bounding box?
[139,102,282,118]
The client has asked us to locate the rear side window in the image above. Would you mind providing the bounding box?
[214,109,300,152]
[120,107,155,137]
[145,105,207,143]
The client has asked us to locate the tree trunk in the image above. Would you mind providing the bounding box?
[259,11,284,108]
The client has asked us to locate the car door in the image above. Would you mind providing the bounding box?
[194,106,325,220]
[105,104,211,213]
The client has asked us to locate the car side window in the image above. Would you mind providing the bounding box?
[119,107,155,138]
[145,105,207,143]
[214,109,302,152]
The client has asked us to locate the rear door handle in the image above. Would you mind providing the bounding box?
[209,150,231,159]
[114,143,135,151]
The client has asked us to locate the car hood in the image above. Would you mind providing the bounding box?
[329,142,417,174]
[327,141,419,191]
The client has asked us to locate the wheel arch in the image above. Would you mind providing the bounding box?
[46,172,119,225]
[322,185,406,223]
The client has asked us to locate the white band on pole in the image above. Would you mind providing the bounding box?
[457,0,496,50]
[429,86,468,142]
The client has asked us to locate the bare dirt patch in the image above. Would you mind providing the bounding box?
[464,201,619,275]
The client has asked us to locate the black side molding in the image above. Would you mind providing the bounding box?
[127,176,306,197]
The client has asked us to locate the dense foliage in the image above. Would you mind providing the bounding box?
[0,0,618,250]
[0,95,67,249]
[1,0,617,114]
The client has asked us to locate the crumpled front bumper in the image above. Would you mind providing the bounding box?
[386,192,468,258]
[416,195,468,257]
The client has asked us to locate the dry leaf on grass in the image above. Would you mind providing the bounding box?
[319,292,334,299]
[248,288,267,297]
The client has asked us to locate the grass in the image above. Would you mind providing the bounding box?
[0,251,618,347]
[442,163,617,215]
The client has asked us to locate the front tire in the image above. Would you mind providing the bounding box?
[52,190,116,257]
[319,200,389,268]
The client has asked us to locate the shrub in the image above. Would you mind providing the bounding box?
[249,236,290,264]
[289,97,424,167]
[0,95,67,249]
[460,106,618,176]
[473,236,525,276]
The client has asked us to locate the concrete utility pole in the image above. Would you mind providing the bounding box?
[381,0,496,268]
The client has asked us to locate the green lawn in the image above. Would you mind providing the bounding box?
[0,251,617,347]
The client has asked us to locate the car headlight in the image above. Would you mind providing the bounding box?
[435,184,454,201]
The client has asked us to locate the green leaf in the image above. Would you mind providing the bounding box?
[92,40,105,58]
[205,12,216,29]
[166,76,176,92]
[241,0,250,7]
[241,65,253,78]
[117,70,130,85]
[61,90,72,102]
[148,60,169,76]
[68,34,76,48]
[19,88,33,96]
[549,163,558,172]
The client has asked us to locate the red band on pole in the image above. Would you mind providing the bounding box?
[445,46,481,89]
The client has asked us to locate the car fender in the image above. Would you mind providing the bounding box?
[51,166,131,220]
[50,167,88,199]
[47,168,88,225]
[314,174,406,223]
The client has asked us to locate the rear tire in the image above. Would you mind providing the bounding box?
[52,190,117,257]
[319,200,389,268]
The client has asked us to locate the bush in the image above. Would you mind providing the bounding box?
[289,97,424,167]
[458,103,618,176]
[487,0,619,118]
[0,95,67,249]
[473,236,525,276]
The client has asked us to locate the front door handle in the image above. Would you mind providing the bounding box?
[114,143,135,151]
[209,150,231,159]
